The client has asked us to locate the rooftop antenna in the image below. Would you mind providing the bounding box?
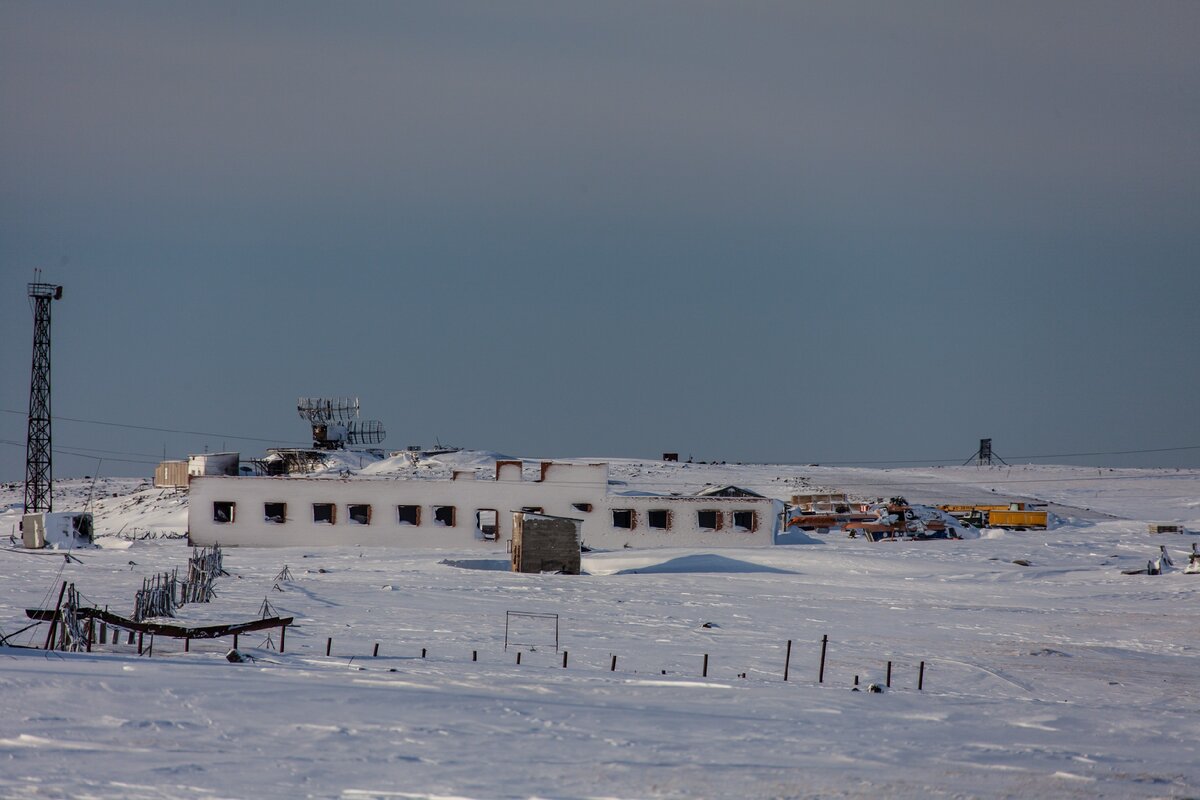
[296,397,386,449]
[964,437,1008,467]
[25,273,64,513]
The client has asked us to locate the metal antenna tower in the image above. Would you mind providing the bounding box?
[25,278,63,513]
[963,437,1008,467]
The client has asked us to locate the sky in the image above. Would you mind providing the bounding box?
[2,1,1199,483]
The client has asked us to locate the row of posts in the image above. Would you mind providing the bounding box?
[317,633,928,690]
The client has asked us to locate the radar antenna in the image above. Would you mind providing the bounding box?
[296,397,385,450]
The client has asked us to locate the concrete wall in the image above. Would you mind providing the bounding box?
[187,462,780,549]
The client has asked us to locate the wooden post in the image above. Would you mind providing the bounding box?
[373,643,380,657]
[184,636,190,653]
[233,633,239,650]
[516,651,522,665]
[702,653,709,678]
[99,623,107,645]
[610,654,617,671]
[918,661,925,691]
[326,637,332,656]
[85,619,93,653]
[886,661,892,688]
[128,630,135,645]
[562,650,568,668]
[818,635,828,683]
[472,650,477,662]
[44,581,68,650]
[784,639,792,681]
[279,625,286,653]
[854,674,859,687]
[421,648,426,659]
[138,630,144,655]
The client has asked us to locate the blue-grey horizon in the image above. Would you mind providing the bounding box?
[2,2,1198,483]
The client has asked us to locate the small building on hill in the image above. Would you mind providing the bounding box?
[187,461,781,549]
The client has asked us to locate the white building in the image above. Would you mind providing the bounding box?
[187,461,782,549]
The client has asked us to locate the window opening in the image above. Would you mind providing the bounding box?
[697,509,722,531]
[313,503,336,524]
[213,501,235,524]
[647,509,671,530]
[476,508,498,540]
[571,503,593,513]
[397,505,420,526]
[611,509,635,529]
[733,510,757,532]
[348,504,372,525]
[433,505,456,527]
[264,502,287,524]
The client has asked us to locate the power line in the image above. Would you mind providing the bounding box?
[0,407,307,446]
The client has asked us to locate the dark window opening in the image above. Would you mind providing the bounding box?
[348,504,372,525]
[647,509,671,530]
[213,501,235,524]
[397,505,420,526]
[313,503,336,524]
[572,503,593,513]
[434,505,456,527]
[697,510,722,531]
[612,509,635,529]
[476,508,498,540]
[264,502,287,524]
[521,506,543,515]
[733,510,757,532]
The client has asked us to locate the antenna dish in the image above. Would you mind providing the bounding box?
[297,397,360,423]
[346,420,386,446]
[297,397,385,449]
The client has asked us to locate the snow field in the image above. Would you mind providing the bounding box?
[1,462,1199,798]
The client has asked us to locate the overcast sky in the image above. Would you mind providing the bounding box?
[2,2,1198,483]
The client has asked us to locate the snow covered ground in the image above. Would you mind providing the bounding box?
[1,457,1199,798]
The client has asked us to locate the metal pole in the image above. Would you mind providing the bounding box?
[818,635,828,683]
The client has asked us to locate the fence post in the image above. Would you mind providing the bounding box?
[138,631,144,655]
[373,643,380,657]
[886,661,892,688]
[610,654,617,672]
[918,661,925,691]
[702,653,709,678]
[562,650,568,668]
[818,635,828,683]
[326,637,332,656]
[784,639,792,682]
[233,633,239,650]
[472,650,477,662]
[516,651,521,665]
[279,625,286,653]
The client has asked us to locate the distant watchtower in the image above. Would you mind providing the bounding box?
[25,280,63,513]
[964,437,1007,467]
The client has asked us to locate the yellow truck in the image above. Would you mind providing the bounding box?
[938,504,1048,530]
[984,509,1048,529]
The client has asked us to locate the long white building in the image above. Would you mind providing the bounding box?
[187,461,782,549]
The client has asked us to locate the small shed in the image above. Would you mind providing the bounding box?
[154,460,189,488]
[511,511,582,575]
[188,452,240,477]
